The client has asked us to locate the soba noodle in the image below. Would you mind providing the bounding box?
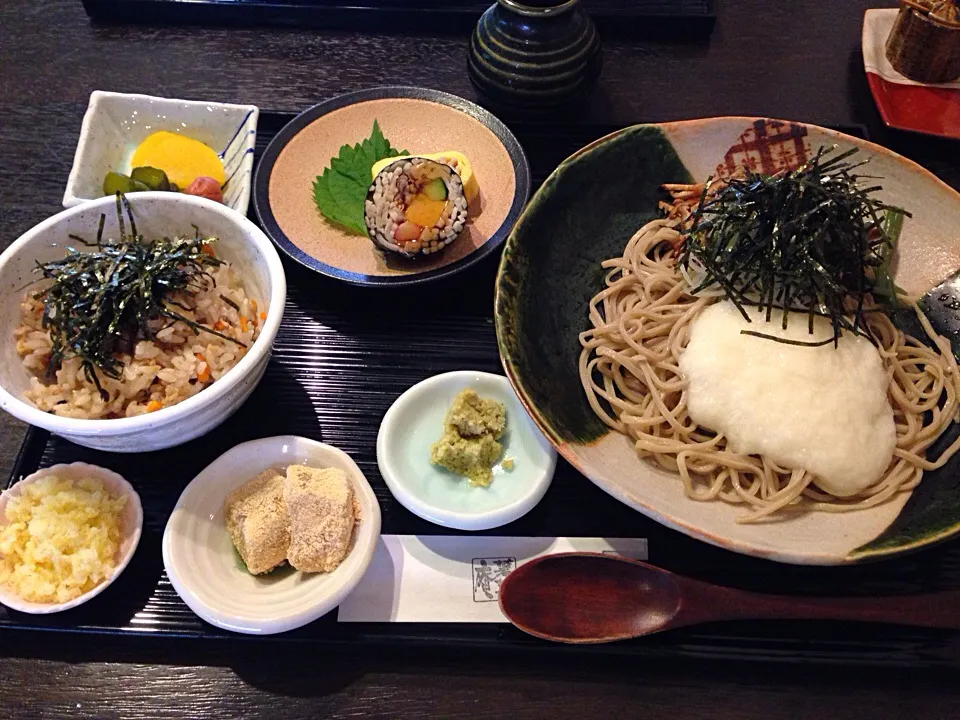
[578,217,960,522]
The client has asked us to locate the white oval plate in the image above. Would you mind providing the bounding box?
[377,370,557,530]
[0,463,143,614]
[162,436,381,635]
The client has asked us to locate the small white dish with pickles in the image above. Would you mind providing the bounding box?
[64,90,259,214]
[162,436,381,635]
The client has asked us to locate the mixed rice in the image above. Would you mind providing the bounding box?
[15,263,262,420]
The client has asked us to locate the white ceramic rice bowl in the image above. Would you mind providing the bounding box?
[0,192,286,452]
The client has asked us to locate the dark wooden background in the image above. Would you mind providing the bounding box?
[3,0,960,716]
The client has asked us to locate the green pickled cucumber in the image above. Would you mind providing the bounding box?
[102,172,135,196]
[130,166,171,191]
[423,177,448,201]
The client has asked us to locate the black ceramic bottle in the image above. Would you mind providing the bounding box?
[468,0,602,111]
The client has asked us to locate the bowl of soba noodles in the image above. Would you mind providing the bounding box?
[495,117,960,564]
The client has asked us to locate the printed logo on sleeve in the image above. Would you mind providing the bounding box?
[471,557,516,602]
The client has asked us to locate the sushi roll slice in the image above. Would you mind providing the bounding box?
[364,157,469,258]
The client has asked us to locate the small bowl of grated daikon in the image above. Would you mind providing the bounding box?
[0,462,143,614]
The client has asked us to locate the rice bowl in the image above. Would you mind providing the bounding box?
[0,192,286,452]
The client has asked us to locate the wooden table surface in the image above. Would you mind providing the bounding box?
[3,0,960,716]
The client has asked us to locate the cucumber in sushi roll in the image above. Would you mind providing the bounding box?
[364,157,469,258]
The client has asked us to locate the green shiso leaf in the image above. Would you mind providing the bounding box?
[312,172,357,232]
[329,145,367,187]
[312,120,406,236]
[327,169,367,234]
[873,208,907,306]
[369,118,392,160]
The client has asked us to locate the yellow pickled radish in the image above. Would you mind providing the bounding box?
[371,150,479,203]
[405,194,446,228]
[130,131,225,190]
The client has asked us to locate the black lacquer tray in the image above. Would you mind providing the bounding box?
[5,114,960,670]
[79,0,717,37]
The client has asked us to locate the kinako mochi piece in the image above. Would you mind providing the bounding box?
[223,468,291,575]
[283,465,356,574]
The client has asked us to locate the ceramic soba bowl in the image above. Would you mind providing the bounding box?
[495,116,960,565]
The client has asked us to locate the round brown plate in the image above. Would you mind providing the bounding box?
[253,87,530,287]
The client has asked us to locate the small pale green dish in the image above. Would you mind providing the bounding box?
[376,371,557,530]
[495,116,960,565]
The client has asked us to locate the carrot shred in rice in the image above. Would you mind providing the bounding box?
[146,401,163,413]
[239,316,248,332]
[195,354,211,383]
[259,312,267,321]
[201,244,216,257]
[214,320,227,331]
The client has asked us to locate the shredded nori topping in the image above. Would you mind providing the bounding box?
[678,146,910,347]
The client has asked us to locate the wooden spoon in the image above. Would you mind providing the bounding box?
[498,552,960,644]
